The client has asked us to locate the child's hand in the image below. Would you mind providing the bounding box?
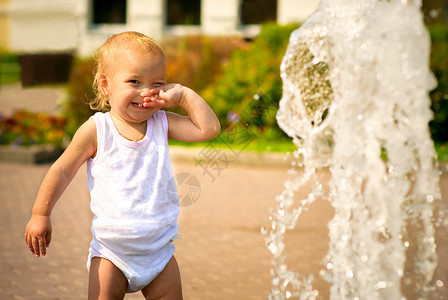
[25,215,52,257]
[143,84,184,109]
[158,84,184,107]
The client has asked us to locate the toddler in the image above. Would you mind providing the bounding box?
[25,31,220,299]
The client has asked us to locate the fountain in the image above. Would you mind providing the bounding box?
[263,0,445,299]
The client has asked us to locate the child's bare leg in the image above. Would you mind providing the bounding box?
[88,257,128,300]
[141,255,183,300]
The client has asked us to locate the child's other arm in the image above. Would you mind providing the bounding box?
[158,84,220,142]
[25,118,97,257]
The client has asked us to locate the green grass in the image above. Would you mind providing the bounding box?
[0,54,21,84]
[168,138,296,153]
[436,143,448,162]
[169,139,448,163]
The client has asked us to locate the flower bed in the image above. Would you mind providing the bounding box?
[0,110,67,163]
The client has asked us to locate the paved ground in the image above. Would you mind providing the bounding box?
[1,159,447,300]
[0,84,65,117]
[1,85,447,299]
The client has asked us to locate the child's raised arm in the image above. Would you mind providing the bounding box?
[25,118,97,257]
[149,84,220,142]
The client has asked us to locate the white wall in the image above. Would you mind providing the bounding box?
[7,0,320,56]
[202,0,239,35]
[278,0,320,24]
[9,0,78,53]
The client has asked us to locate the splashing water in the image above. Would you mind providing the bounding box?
[263,0,444,299]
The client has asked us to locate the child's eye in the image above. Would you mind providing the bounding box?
[128,80,139,84]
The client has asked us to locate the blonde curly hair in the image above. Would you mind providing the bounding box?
[91,31,165,112]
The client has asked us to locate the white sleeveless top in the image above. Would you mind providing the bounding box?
[87,111,179,255]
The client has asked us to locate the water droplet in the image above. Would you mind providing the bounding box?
[346,270,354,278]
[261,227,268,235]
[375,281,387,289]
[268,242,278,254]
[361,255,368,262]
[404,241,409,247]
[326,262,333,270]
[285,291,292,298]
[430,9,440,19]
[436,280,444,287]
[426,195,434,203]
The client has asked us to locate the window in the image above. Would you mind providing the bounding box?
[92,0,127,24]
[240,0,277,25]
[166,0,201,25]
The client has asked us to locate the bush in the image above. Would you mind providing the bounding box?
[0,51,21,84]
[428,24,448,143]
[162,35,244,116]
[162,35,243,92]
[202,23,299,143]
[62,58,97,137]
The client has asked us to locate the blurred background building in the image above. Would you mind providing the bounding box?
[0,0,320,56]
[0,0,445,86]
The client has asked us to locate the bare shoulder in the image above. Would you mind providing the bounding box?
[64,117,97,162]
[73,118,97,145]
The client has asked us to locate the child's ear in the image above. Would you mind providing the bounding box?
[98,74,109,97]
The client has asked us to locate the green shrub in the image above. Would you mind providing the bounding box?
[163,35,242,91]
[162,35,243,116]
[202,23,299,143]
[0,51,21,84]
[428,24,448,143]
[62,58,96,137]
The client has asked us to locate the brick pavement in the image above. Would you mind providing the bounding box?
[1,159,447,299]
[0,84,65,117]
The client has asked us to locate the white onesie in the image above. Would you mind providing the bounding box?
[86,111,179,293]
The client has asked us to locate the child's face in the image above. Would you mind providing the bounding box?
[102,49,167,123]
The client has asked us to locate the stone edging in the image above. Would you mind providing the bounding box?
[168,146,294,169]
[0,145,64,164]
